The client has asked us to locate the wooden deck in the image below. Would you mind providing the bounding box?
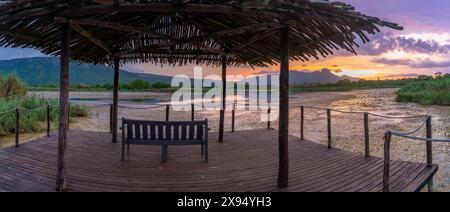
[0,129,437,192]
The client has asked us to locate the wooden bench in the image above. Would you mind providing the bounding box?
[121,118,208,162]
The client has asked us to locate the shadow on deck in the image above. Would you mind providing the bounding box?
[0,129,437,192]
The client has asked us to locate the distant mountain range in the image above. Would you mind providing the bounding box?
[0,57,172,86]
[254,69,358,84]
[0,57,357,86]
[289,69,358,84]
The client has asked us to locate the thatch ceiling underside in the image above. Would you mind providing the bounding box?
[0,0,402,67]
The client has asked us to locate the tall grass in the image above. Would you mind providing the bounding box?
[0,74,27,99]
[396,76,450,106]
[0,96,88,136]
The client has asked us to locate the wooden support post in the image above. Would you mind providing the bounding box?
[267,102,271,129]
[56,23,70,191]
[191,103,194,121]
[231,102,235,132]
[426,116,433,192]
[165,104,170,121]
[364,112,370,157]
[300,106,304,140]
[277,26,289,188]
[219,56,227,143]
[112,57,120,143]
[327,109,331,149]
[47,105,51,137]
[109,104,113,134]
[383,131,392,192]
[15,108,19,147]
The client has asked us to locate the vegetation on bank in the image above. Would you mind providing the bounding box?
[396,75,450,106]
[290,78,415,92]
[29,80,174,92]
[0,75,88,137]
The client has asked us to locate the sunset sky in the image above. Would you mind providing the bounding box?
[1,0,450,79]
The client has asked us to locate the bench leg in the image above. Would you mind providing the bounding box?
[121,140,125,162]
[162,145,168,163]
[201,143,204,155]
[127,143,130,156]
[428,178,434,192]
[204,142,208,163]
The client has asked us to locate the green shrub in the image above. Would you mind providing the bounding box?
[0,96,89,136]
[152,82,171,89]
[121,80,151,90]
[396,77,450,106]
[0,74,27,99]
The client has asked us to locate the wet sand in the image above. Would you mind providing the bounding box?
[2,89,449,191]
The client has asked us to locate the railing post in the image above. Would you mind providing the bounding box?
[426,116,433,166]
[110,104,113,133]
[327,109,331,149]
[191,103,194,121]
[47,105,51,137]
[364,112,370,157]
[426,116,434,192]
[231,102,235,132]
[166,104,170,121]
[300,106,304,140]
[267,102,271,129]
[383,131,392,192]
[15,108,19,147]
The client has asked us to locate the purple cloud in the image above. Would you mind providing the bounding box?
[384,73,419,78]
[357,32,450,56]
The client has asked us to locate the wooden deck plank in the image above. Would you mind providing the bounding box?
[0,129,437,192]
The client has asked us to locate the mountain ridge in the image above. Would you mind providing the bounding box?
[0,57,358,86]
[0,57,172,86]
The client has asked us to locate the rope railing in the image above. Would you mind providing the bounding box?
[383,115,450,192]
[0,105,53,147]
[82,103,111,108]
[391,134,450,143]
[118,104,166,110]
[298,105,446,192]
[298,104,442,157]
[299,105,428,119]
[389,116,429,137]
[0,108,16,116]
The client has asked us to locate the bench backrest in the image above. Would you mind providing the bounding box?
[122,119,208,141]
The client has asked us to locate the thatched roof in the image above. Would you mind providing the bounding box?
[0,0,402,67]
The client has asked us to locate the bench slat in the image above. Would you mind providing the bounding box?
[135,124,141,139]
[189,123,195,140]
[127,123,133,139]
[127,139,203,145]
[197,123,203,140]
[181,123,187,140]
[158,124,164,140]
[150,124,156,139]
[174,124,179,140]
[143,124,148,140]
[165,124,171,140]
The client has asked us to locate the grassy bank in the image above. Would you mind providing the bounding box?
[0,97,88,136]
[291,78,413,92]
[1,74,88,137]
[396,76,450,106]
[29,80,175,92]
